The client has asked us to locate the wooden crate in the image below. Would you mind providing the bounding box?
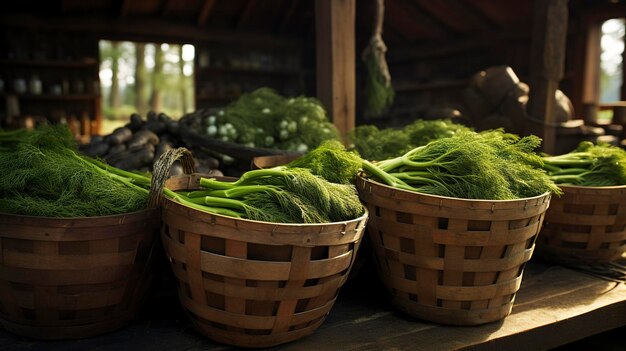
[161,174,368,348]
[356,175,551,325]
[537,185,626,265]
[0,209,160,339]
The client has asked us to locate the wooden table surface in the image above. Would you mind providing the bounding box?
[1,260,625,351]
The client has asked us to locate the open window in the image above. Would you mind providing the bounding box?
[582,16,625,123]
[98,41,195,134]
[598,18,625,121]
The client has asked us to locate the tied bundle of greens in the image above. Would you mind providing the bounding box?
[166,141,365,224]
[0,126,151,217]
[362,0,394,117]
[542,141,626,186]
[349,119,472,161]
[361,130,561,200]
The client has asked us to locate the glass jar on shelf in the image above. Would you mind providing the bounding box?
[29,75,42,95]
[13,77,27,94]
[72,77,85,94]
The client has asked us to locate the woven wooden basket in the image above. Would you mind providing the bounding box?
[160,174,368,348]
[355,175,551,325]
[0,209,160,339]
[537,185,626,265]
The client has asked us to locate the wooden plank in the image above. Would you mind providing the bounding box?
[315,0,355,143]
[160,0,175,16]
[277,265,626,351]
[0,14,299,47]
[197,0,217,26]
[582,21,601,107]
[277,0,301,33]
[384,0,448,40]
[236,0,257,29]
[1,262,625,350]
[119,0,131,18]
[526,0,569,155]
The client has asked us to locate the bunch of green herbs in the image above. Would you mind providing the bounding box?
[170,142,365,224]
[0,126,150,217]
[363,130,561,200]
[542,141,626,186]
[349,119,472,161]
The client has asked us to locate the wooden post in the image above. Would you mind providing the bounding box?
[526,0,569,154]
[315,0,356,143]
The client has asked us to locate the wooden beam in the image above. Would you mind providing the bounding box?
[119,0,131,18]
[391,0,450,39]
[277,0,300,33]
[315,0,356,143]
[197,0,216,26]
[161,0,175,16]
[236,0,257,29]
[442,0,499,31]
[0,14,300,47]
[526,0,569,154]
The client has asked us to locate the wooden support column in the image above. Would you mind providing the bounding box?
[315,0,356,143]
[527,0,569,154]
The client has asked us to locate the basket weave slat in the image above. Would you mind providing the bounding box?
[3,251,137,270]
[161,174,367,348]
[360,183,549,220]
[0,210,159,339]
[162,208,363,246]
[170,263,346,300]
[0,265,134,286]
[547,212,620,226]
[0,212,154,241]
[0,313,139,337]
[194,316,326,347]
[537,185,626,265]
[8,285,126,310]
[379,270,522,302]
[356,175,550,325]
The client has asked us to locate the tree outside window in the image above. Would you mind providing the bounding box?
[99,41,195,134]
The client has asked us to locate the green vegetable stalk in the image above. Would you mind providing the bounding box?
[173,165,364,224]
[541,141,626,186]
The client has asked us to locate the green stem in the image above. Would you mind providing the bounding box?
[207,185,279,199]
[389,172,446,188]
[549,174,584,184]
[72,153,149,195]
[362,160,415,191]
[235,169,290,185]
[163,188,243,218]
[82,156,151,187]
[200,178,234,190]
[542,158,593,167]
[185,196,247,211]
[541,163,562,173]
[180,190,215,198]
[549,167,589,176]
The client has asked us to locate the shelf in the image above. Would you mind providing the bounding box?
[2,94,100,101]
[196,66,307,76]
[0,58,98,69]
